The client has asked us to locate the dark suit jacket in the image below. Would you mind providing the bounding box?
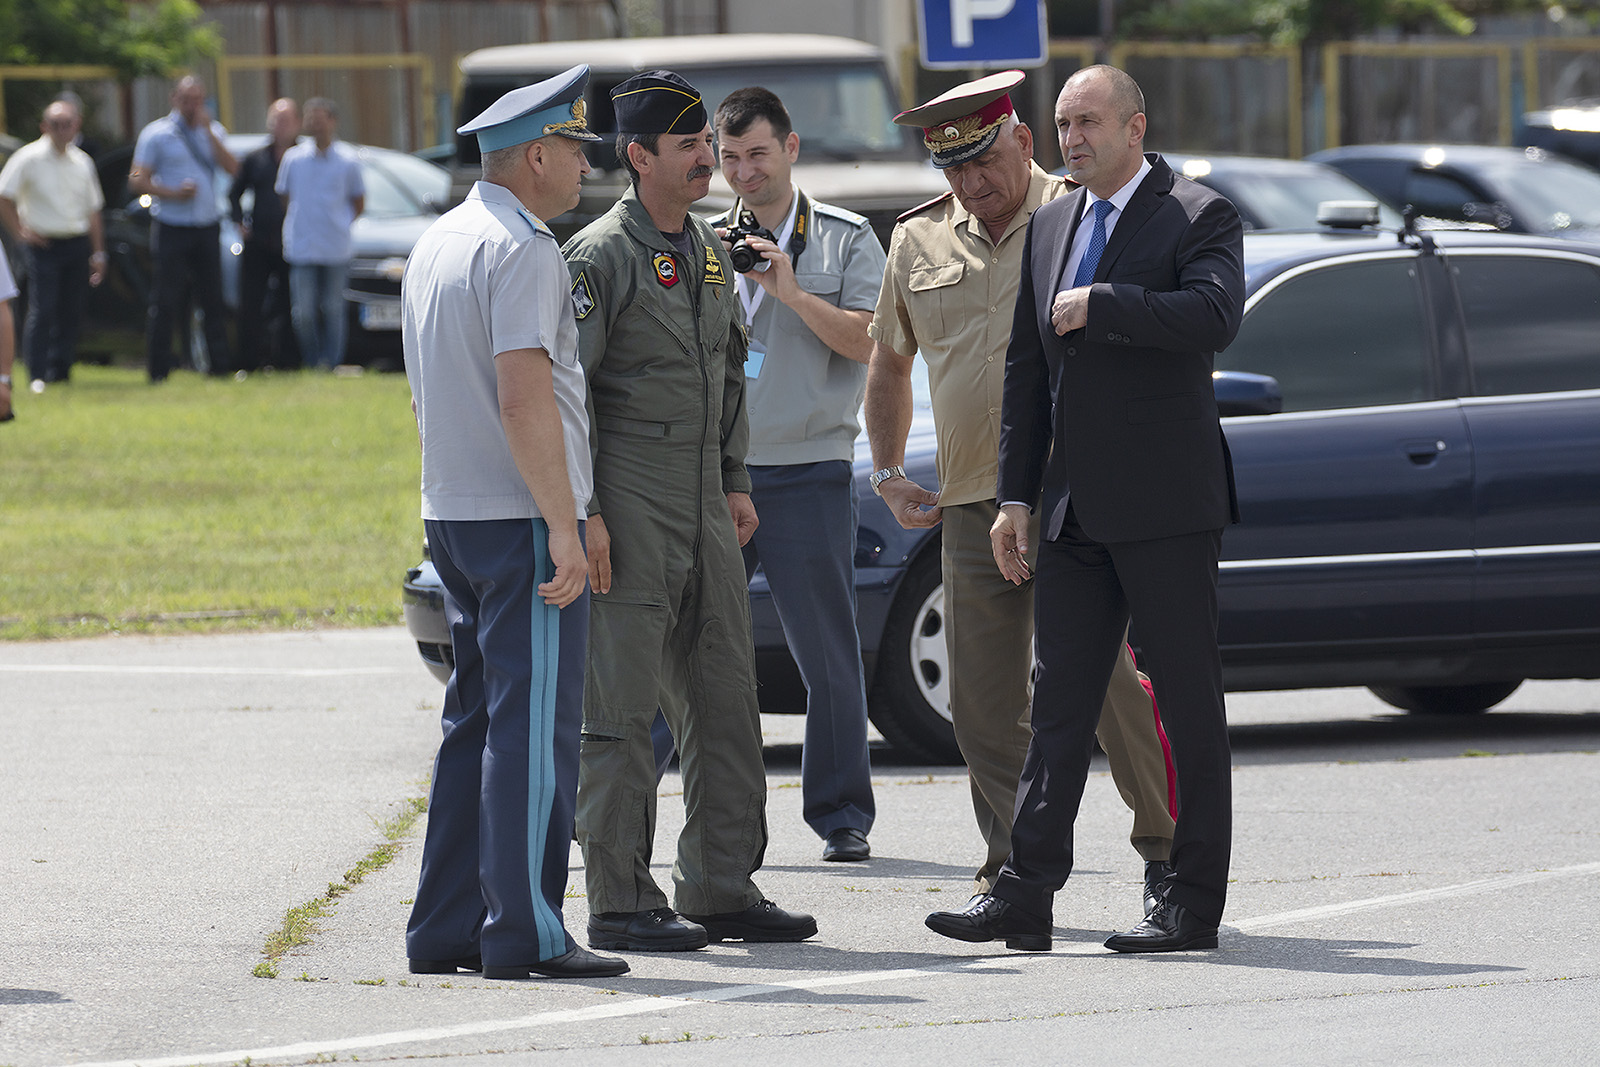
[997,153,1245,544]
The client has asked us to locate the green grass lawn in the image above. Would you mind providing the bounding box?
[1,365,422,640]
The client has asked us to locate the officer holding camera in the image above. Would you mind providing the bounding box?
[711,87,887,863]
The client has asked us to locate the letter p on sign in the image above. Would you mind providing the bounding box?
[952,0,1015,47]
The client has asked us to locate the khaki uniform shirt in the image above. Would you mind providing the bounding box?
[869,162,1067,507]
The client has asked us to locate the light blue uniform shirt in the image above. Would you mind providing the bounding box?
[403,182,593,522]
[131,111,227,227]
[275,140,365,265]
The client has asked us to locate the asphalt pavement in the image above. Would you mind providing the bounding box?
[2,629,1596,1066]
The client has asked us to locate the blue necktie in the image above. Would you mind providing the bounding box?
[1072,199,1113,287]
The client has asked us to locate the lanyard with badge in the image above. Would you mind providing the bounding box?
[733,188,807,379]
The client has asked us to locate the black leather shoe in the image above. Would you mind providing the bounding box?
[587,907,709,951]
[683,899,818,942]
[925,893,1051,951]
[484,946,630,979]
[1143,860,1175,918]
[822,827,871,862]
[408,954,481,974]
[1104,898,1219,953]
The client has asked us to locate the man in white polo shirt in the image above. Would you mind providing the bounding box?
[401,64,626,981]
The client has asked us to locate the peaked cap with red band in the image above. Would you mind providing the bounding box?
[894,69,1026,169]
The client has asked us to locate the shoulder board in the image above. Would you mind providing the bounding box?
[813,201,869,227]
[897,191,955,223]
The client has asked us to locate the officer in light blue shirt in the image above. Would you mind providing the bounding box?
[129,76,239,380]
[276,98,365,369]
[402,64,629,982]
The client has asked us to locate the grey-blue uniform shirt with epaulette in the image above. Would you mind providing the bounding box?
[404,181,592,521]
[710,194,886,466]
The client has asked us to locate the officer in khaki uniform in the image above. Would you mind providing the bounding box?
[864,71,1177,910]
[562,71,816,952]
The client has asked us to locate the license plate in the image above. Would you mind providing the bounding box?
[359,301,403,331]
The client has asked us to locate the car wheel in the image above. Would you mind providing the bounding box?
[867,551,962,764]
[1367,680,1523,715]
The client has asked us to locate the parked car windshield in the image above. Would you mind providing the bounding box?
[360,149,450,217]
[683,63,915,159]
[1208,168,1403,230]
[1476,154,1600,231]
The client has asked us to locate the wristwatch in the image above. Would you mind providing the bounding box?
[869,465,906,495]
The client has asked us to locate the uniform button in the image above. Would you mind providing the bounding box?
[1066,346,1076,356]
[986,355,994,362]
[989,306,997,314]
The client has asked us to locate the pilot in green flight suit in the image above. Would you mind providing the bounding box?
[562,70,817,951]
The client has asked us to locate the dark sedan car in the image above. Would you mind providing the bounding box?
[1060,152,1404,232]
[405,219,1600,762]
[1309,142,1600,236]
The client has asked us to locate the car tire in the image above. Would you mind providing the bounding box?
[867,550,962,764]
[1367,680,1523,715]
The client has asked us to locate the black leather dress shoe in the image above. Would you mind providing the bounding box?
[683,899,818,942]
[1104,898,1219,953]
[1143,860,1175,918]
[587,907,709,951]
[484,946,630,979]
[822,827,871,862]
[408,953,481,974]
[925,893,1051,951]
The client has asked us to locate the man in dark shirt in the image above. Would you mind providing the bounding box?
[228,98,300,371]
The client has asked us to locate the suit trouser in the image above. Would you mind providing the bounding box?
[146,220,230,379]
[993,508,1232,927]
[22,236,88,383]
[577,511,769,917]
[236,241,296,371]
[743,460,875,839]
[406,518,585,967]
[941,501,1176,894]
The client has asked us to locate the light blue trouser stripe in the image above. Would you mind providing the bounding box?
[527,519,564,961]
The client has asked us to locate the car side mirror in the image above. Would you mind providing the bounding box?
[1214,370,1283,417]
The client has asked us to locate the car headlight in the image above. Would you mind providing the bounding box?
[378,256,407,282]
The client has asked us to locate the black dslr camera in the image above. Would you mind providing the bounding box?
[725,210,777,273]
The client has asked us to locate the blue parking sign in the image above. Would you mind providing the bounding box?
[918,0,1048,70]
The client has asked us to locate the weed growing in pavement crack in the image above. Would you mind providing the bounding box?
[251,790,429,978]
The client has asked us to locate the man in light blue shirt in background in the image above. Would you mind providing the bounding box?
[129,75,239,381]
[277,97,364,370]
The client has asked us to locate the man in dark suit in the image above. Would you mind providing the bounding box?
[925,65,1244,953]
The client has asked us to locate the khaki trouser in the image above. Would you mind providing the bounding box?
[941,501,1176,895]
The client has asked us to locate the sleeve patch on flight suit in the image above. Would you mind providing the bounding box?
[571,272,595,320]
[703,246,727,285]
[653,253,679,288]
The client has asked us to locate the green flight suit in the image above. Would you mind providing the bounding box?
[562,186,769,916]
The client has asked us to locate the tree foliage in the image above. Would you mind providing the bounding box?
[0,0,221,76]
[0,0,220,138]
[1050,0,1567,44]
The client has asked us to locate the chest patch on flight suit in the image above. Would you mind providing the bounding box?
[703,247,727,285]
[570,272,594,320]
[653,253,678,288]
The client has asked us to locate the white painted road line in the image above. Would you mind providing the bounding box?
[55,862,1599,1067]
[1231,861,1600,931]
[0,664,397,677]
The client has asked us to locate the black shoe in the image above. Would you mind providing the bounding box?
[587,907,709,951]
[925,894,1051,951]
[822,827,871,862]
[1143,860,1175,918]
[1104,898,1219,953]
[683,899,817,943]
[484,946,630,979]
[408,953,482,974]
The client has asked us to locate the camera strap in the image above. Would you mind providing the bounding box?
[734,187,808,328]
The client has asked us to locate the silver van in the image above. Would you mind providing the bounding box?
[452,33,952,242]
